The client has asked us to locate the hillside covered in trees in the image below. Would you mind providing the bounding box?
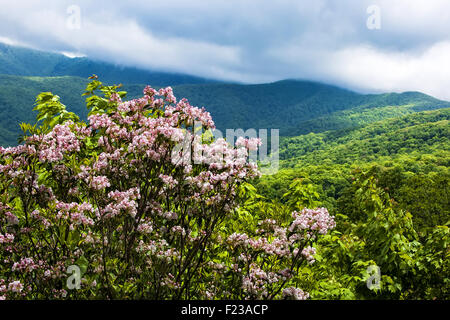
[1,73,449,146]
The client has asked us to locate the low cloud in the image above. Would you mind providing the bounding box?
[0,0,449,99]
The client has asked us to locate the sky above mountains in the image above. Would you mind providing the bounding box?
[1,0,450,100]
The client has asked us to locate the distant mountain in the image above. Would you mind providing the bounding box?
[1,43,449,146]
[1,74,450,146]
[0,43,216,86]
[171,80,450,136]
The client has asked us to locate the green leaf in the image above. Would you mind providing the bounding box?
[75,256,89,276]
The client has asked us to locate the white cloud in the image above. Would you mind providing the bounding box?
[60,51,86,58]
[329,41,450,100]
[271,41,450,100]
[0,0,450,99]
[0,36,33,48]
[0,36,17,46]
[0,3,245,81]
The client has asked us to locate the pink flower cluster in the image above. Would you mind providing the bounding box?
[227,232,250,247]
[90,175,111,190]
[282,287,310,300]
[4,211,19,225]
[289,207,336,238]
[88,114,114,130]
[55,201,95,226]
[223,208,336,299]
[0,233,14,244]
[159,174,178,188]
[301,246,317,264]
[164,97,214,128]
[38,123,81,163]
[104,188,140,218]
[137,222,153,234]
[235,136,262,151]
[12,258,37,273]
[109,92,122,103]
[7,281,23,293]
[242,265,280,298]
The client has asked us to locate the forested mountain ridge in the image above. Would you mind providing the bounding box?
[1,72,449,146]
[171,80,450,136]
[1,43,450,146]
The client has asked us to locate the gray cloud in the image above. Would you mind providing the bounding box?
[1,0,450,99]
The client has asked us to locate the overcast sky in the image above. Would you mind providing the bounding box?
[1,0,450,99]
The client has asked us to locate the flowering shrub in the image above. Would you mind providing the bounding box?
[0,77,335,299]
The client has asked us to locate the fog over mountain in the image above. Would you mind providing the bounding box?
[1,0,450,99]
